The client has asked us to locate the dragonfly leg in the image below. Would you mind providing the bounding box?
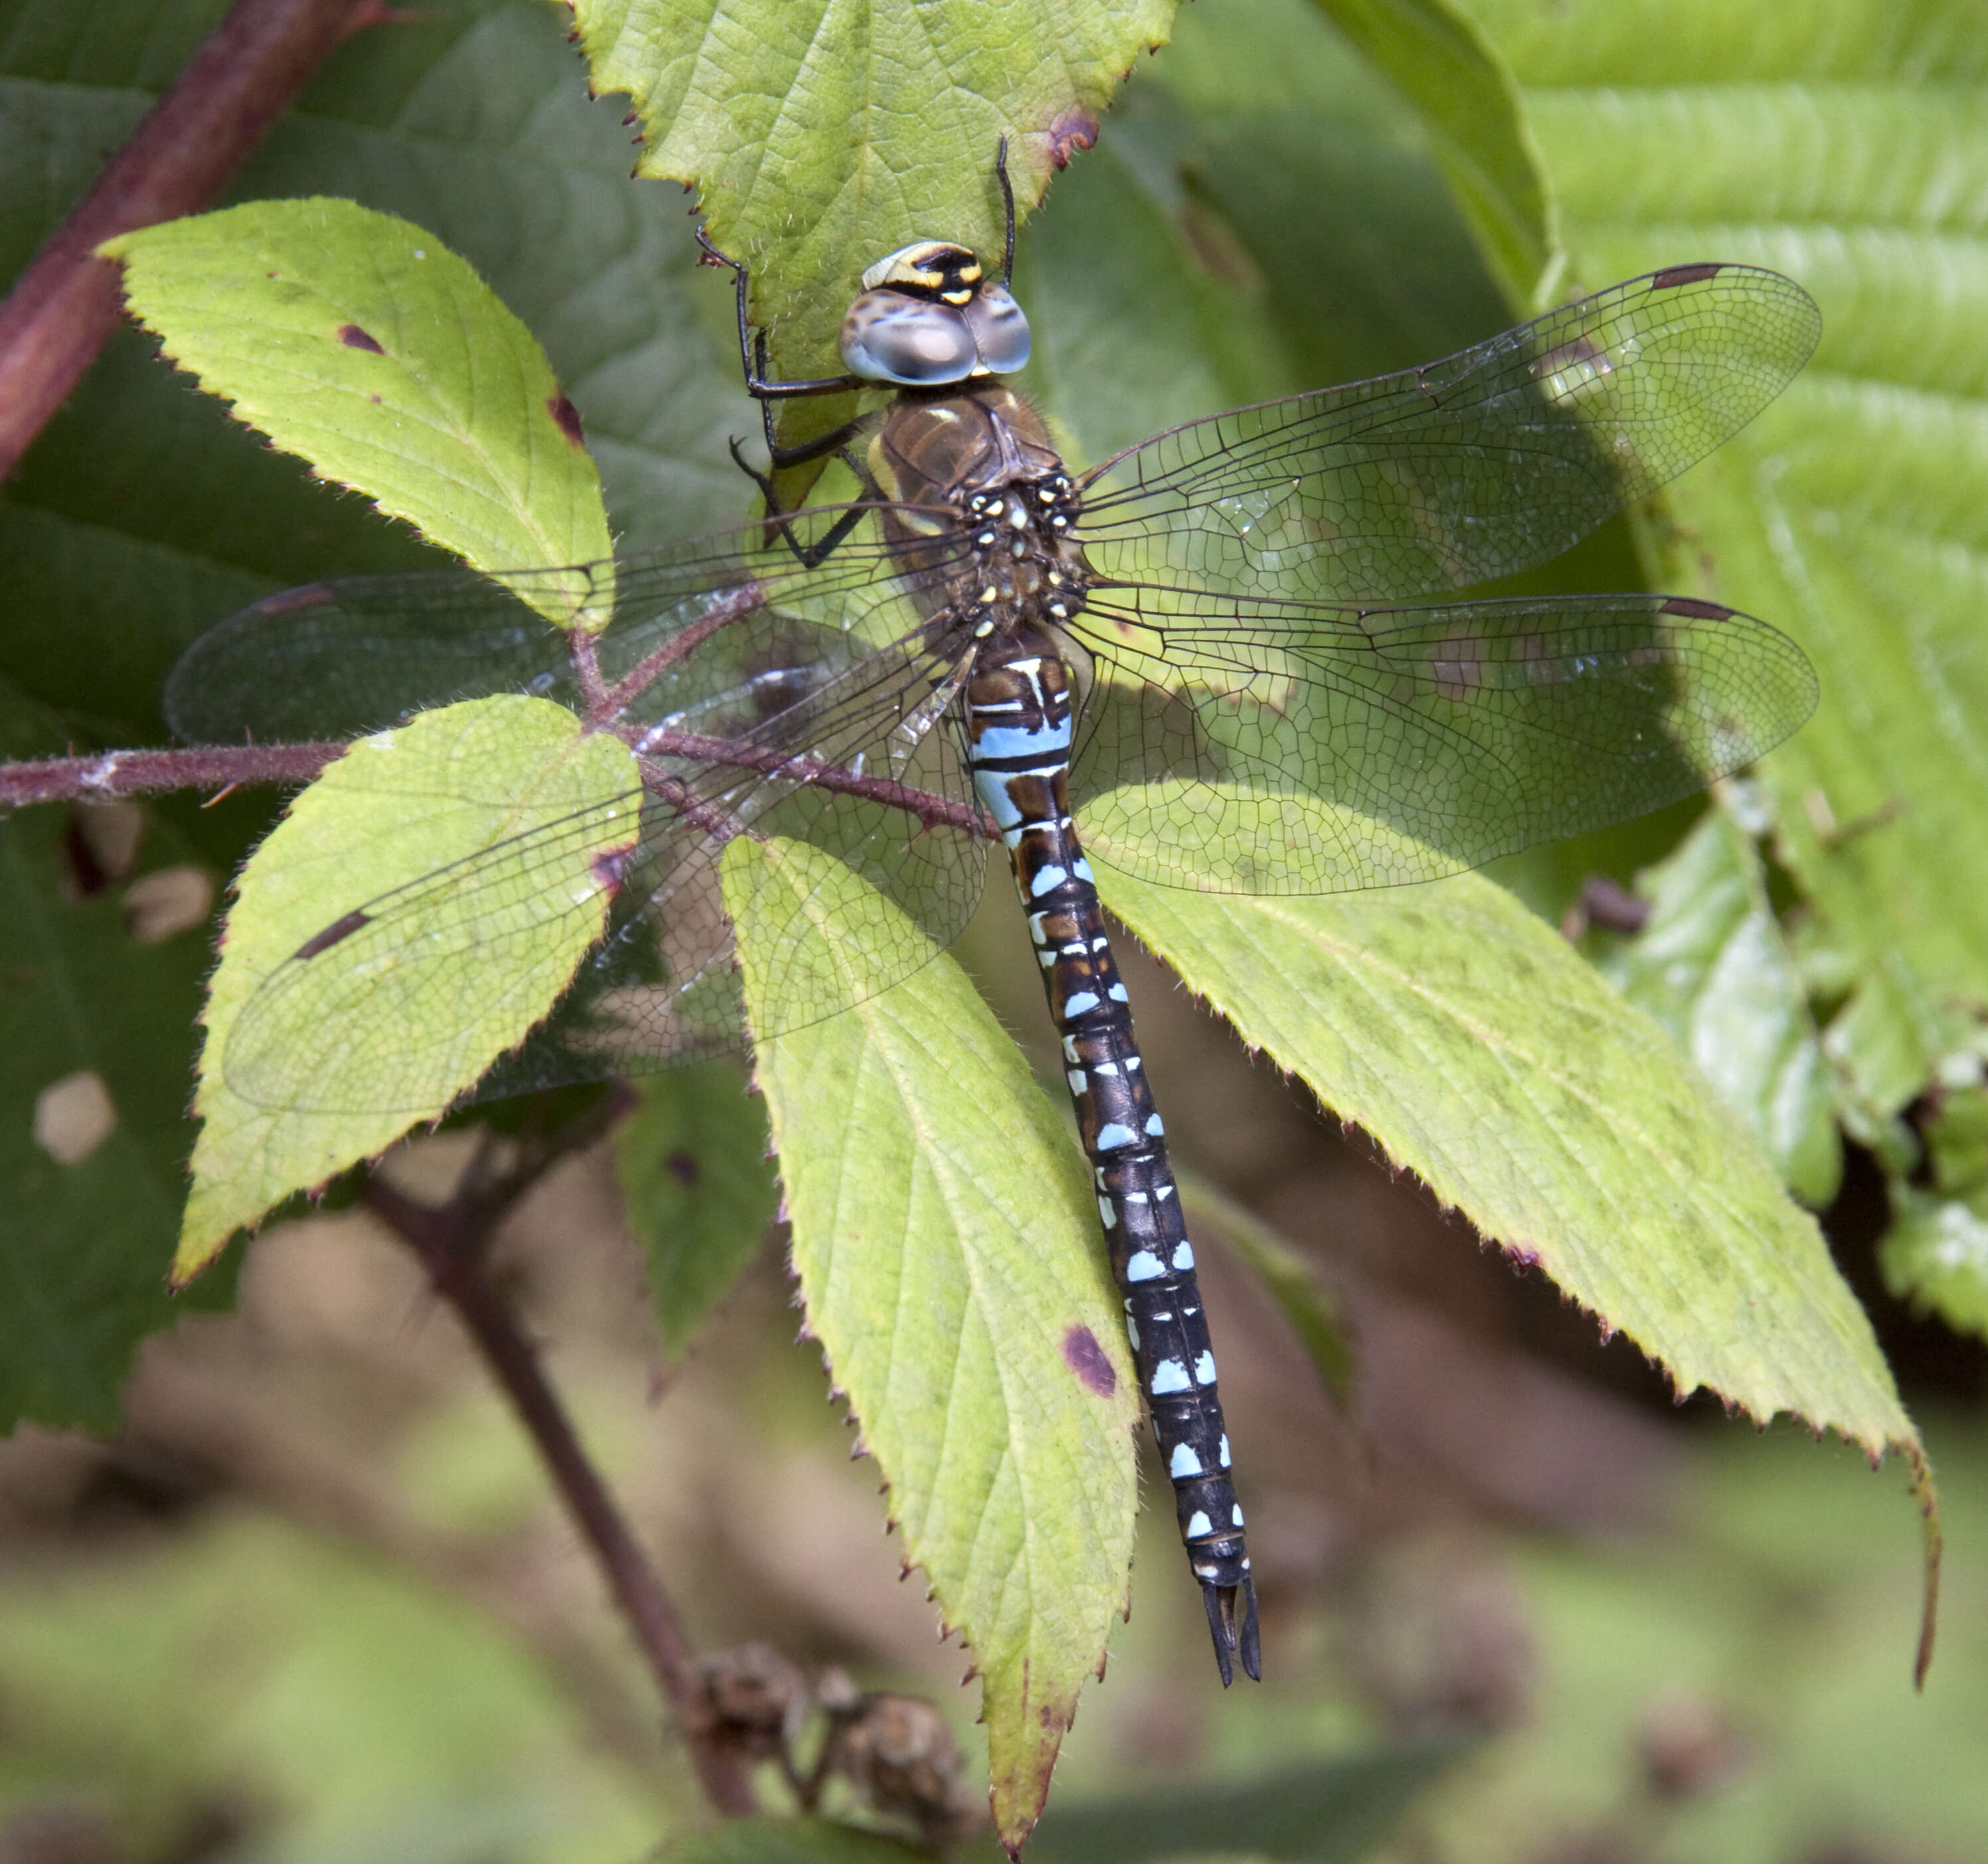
[695,224,867,406]
[744,326,869,469]
[995,134,1015,286]
[726,436,878,570]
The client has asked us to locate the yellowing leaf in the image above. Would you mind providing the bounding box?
[180,697,637,1277]
[1102,865,1912,1450]
[102,199,613,624]
[724,834,1139,1853]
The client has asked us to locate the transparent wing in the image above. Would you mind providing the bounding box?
[176,506,995,1112]
[164,499,969,744]
[1066,589,1818,892]
[1076,266,1821,604]
[483,620,987,1100]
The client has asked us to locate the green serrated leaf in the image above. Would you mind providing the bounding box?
[6,3,759,753]
[100,198,613,621]
[180,696,637,1278]
[1315,0,1555,307]
[1443,0,1988,1148]
[570,0,1176,385]
[1883,1192,1988,1344]
[1598,807,1840,1205]
[1879,1086,1988,1343]
[1099,864,1914,1455]
[0,684,234,1431]
[723,834,1139,1853]
[616,1062,779,1355]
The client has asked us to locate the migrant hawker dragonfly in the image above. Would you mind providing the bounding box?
[167,173,1821,1682]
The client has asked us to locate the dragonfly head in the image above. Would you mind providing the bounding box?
[839,240,1031,386]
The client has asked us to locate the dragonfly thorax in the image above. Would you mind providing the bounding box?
[870,386,1089,637]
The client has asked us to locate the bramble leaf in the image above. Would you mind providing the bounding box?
[726,833,1139,1853]
[180,697,637,1277]
[103,198,614,624]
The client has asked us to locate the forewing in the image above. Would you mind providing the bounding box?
[1067,591,1819,892]
[197,506,993,1111]
[163,500,957,744]
[220,771,645,1114]
[1076,266,1820,604]
[480,623,990,1096]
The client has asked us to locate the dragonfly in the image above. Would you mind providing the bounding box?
[165,155,1821,1686]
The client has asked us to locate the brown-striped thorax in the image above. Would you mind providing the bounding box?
[833,241,1082,639]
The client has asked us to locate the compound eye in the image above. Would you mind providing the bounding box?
[839,293,977,385]
[962,284,1031,375]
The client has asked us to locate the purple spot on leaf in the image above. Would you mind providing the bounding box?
[338,323,384,353]
[591,846,632,895]
[548,392,586,447]
[666,1149,699,1187]
[1046,111,1099,169]
[1062,1324,1116,1396]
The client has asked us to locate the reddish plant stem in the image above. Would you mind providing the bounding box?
[632,729,995,838]
[0,742,343,806]
[0,0,388,481]
[599,583,768,722]
[365,1174,758,1818]
[0,732,996,840]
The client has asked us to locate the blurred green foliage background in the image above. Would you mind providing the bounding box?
[2,0,1985,1857]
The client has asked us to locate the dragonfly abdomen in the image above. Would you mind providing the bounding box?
[963,633,1261,1686]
